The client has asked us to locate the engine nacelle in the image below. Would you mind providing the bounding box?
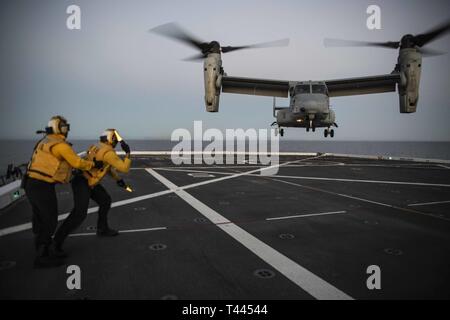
[203,53,222,112]
[397,48,422,113]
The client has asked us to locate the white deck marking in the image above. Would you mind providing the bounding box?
[146,168,352,300]
[0,190,172,237]
[156,168,450,188]
[0,156,323,238]
[266,211,347,221]
[408,200,450,207]
[272,178,450,222]
[69,226,167,237]
[149,161,445,171]
[265,174,450,188]
[156,168,234,176]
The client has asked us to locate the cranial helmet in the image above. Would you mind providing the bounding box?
[46,115,70,136]
[100,129,118,147]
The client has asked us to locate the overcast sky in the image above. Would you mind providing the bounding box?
[0,0,449,140]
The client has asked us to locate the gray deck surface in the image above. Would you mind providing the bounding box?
[0,154,449,299]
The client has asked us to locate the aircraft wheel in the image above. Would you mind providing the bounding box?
[330,129,335,138]
[306,127,310,132]
[312,126,316,132]
[280,128,284,137]
[324,129,328,138]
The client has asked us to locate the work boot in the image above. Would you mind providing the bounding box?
[34,245,65,269]
[96,227,119,237]
[51,242,68,259]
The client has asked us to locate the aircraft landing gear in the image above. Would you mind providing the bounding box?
[306,120,315,133]
[324,128,335,138]
[274,127,284,137]
[309,119,315,132]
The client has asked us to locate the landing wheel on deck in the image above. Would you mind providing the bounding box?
[280,128,284,137]
[306,127,310,132]
[330,129,335,138]
[312,126,316,132]
[324,129,328,138]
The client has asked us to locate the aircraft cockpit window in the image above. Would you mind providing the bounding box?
[295,85,310,94]
[312,85,327,94]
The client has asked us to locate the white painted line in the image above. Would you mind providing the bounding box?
[266,211,347,221]
[0,190,173,237]
[408,200,450,207]
[343,163,444,169]
[119,226,167,234]
[265,174,450,188]
[118,151,319,157]
[69,232,96,237]
[187,173,215,178]
[146,168,352,300]
[156,168,234,176]
[0,155,324,238]
[271,178,450,222]
[151,162,445,171]
[69,226,167,237]
[171,155,324,192]
[156,168,450,188]
[324,153,450,165]
[120,151,450,164]
[156,165,265,170]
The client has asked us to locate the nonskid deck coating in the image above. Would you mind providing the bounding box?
[0,154,449,299]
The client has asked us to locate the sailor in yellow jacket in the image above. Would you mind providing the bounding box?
[24,115,101,268]
[53,129,131,254]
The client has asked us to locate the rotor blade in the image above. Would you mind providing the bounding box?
[221,38,290,53]
[323,38,400,49]
[149,22,206,52]
[182,53,206,62]
[419,47,447,57]
[414,20,450,47]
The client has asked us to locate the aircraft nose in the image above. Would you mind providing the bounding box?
[301,99,326,113]
[294,100,319,113]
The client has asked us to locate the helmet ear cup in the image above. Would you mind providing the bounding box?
[47,116,69,135]
[59,121,69,135]
[46,118,60,134]
[100,129,117,146]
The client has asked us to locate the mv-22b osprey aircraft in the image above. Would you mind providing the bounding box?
[151,21,450,138]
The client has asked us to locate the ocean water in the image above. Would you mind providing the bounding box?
[0,139,449,172]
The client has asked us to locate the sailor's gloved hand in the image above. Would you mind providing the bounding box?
[120,141,130,155]
[117,179,126,188]
[93,158,103,169]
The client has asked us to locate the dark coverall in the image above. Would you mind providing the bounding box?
[54,174,112,243]
[24,135,93,251]
[54,145,130,245]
